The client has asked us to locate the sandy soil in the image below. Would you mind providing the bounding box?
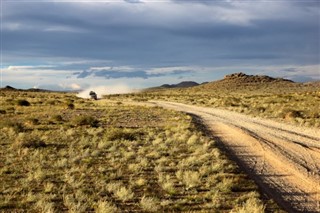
[150,101,320,213]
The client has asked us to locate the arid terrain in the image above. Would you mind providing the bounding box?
[0,89,283,212]
[145,101,320,212]
[1,73,319,212]
[106,73,320,212]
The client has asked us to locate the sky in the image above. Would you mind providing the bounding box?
[1,0,320,91]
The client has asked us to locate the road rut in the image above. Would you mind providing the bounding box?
[151,101,320,213]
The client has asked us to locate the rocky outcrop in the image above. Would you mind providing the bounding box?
[223,72,293,83]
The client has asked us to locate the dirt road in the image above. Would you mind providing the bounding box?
[151,101,320,213]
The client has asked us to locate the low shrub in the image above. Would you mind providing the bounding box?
[106,128,142,141]
[72,115,99,127]
[231,197,265,213]
[51,115,64,122]
[282,109,303,120]
[14,133,46,148]
[140,196,160,212]
[115,187,134,202]
[66,103,75,110]
[16,99,30,106]
[95,200,118,213]
[26,118,40,125]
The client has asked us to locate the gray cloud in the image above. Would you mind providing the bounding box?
[74,69,193,79]
[124,0,142,3]
[2,0,319,88]
[285,75,316,83]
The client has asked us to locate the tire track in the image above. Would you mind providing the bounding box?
[151,101,320,213]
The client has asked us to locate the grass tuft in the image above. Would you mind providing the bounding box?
[95,200,118,213]
[140,196,160,212]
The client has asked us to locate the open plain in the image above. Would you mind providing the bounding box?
[0,89,282,212]
[1,74,319,212]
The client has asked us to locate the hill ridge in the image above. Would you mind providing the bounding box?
[222,72,293,83]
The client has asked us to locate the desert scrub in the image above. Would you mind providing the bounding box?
[16,99,31,106]
[13,132,46,149]
[158,174,176,194]
[182,170,202,189]
[71,115,99,127]
[231,197,266,213]
[51,114,64,122]
[105,128,143,141]
[115,186,134,202]
[140,196,160,212]
[0,90,281,212]
[25,118,40,127]
[66,103,75,109]
[95,200,118,213]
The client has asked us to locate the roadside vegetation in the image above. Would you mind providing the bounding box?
[107,81,320,128]
[0,90,282,212]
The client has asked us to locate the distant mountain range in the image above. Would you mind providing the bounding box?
[158,81,200,88]
[145,72,320,94]
[146,73,297,90]
[0,85,53,92]
[1,73,319,93]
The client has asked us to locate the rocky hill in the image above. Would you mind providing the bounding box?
[0,85,18,91]
[190,72,308,94]
[223,72,293,83]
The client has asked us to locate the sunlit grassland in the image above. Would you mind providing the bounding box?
[0,90,282,212]
[108,83,320,127]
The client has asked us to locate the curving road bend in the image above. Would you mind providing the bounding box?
[151,101,320,213]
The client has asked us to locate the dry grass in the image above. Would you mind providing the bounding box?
[107,82,320,127]
[0,90,282,212]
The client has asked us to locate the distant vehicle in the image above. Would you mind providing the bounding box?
[89,91,97,100]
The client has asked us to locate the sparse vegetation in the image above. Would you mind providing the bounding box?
[13,132,46,148]
[0,90,281,212]
[106,75,320,127]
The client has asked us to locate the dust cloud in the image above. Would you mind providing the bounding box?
[76,85,135,99]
